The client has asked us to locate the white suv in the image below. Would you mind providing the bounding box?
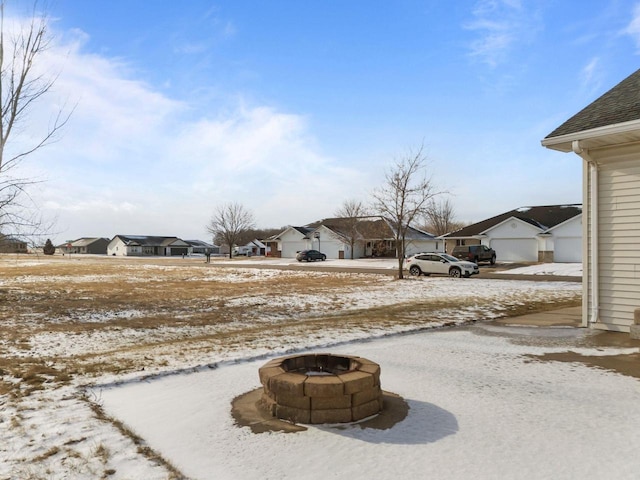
[405,252,479,278]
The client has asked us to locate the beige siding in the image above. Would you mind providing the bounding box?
[593,151,640,332]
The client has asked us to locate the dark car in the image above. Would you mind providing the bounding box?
[451,245,496,265]
[296,249,327,262]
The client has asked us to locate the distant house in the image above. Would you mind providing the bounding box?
[0,235,28,254]
[542,67,640,335]
[184,240,219,255]
[441,205,582,263]
[58,237,110,255]
[268,216,439,259]
[107,235,190,256]
[237,239,269,256]
[265,226,312,258]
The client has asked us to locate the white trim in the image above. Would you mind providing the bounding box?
[542,118,640,151]
[544,212,582,233]
[479,216,543,236]
[572,140,599,328]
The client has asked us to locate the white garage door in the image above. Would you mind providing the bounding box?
[282,242,307,258]
[554,237,582,263]
[490,239,538,262]
[316,241,342,259]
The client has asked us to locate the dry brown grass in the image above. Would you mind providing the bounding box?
[0,254,580,397]
[0,254,580,479]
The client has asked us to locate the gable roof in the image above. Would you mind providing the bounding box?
[63,237,109,247]
[268,226,313,241]
[442,205,582,238]
[184,239,215,248]
[306,216,436,241]
[543,68,640,152]
[112,235,188,247]
[0,235,26,244]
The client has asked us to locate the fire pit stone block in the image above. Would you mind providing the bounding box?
[258,353,383,424]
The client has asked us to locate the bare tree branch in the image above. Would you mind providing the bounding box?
[206,202,256,259]
[0,1,69,243]
[422,197,466,236]
[372,144,443,278]
[334,199,370,259]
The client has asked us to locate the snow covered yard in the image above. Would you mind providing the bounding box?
[496,262,582,277]
[1,254,624,480]
[98,328,640,480]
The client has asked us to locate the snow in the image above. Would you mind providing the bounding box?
[497,263,582,277]
[5,258,632,480]
[215,257,399,269]
[214,257,583,277]
[96,328,640,480]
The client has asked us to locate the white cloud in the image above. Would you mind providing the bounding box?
[464,0,538,68]
[624,3,640,51]
[13,18,370,241]
[579,57,604,95]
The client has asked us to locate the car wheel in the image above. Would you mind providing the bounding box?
[473,256,479,264]
[409,265,421,276]
[449,268,461,278]
[490,255,496,265]
[321,255,326,261]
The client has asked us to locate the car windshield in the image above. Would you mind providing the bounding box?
[440,254,459,262]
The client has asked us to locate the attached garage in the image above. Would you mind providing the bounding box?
[490,239,538,262]
[281,241,307,258]
[443,206,583,264]
[554,237,582,263]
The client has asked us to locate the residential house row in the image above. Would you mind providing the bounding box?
[4,205,582,263]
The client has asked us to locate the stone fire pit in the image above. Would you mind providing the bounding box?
[258,353,383,424]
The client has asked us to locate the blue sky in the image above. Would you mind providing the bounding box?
[8,0,640,243]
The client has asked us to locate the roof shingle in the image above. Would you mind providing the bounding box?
[545,68,640,139]
[442,205,582,238]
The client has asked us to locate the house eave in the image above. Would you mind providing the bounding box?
[541,119,640,153]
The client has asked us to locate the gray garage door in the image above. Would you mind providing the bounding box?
[490,239,538,262]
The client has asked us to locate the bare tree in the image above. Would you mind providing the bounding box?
[206,203,255,259]
[334,199,369,259]
[236,227,282,247]
[422,198,465,236]
[0,1,70,239]
[372,145,441,279]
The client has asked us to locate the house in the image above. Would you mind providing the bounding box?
[58,237,110,255]
[107,235,190,257]
[268,217,439,259]
[184,240,219,255]
[239,239,269,256]
[266,226,312,258]
[542,67,640,335]
[0,235,28,254]
[441,205,583,263]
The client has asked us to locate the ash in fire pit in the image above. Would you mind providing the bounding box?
[258,353,383,424]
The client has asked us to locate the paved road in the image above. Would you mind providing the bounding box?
[203,259,581,282]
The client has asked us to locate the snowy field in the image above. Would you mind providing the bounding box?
[2,255,622,480]
[98,328,640,480]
